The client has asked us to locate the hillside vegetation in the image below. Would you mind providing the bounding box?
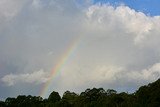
[0,79,160,107]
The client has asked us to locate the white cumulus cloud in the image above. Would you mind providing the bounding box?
[1,69,49,86]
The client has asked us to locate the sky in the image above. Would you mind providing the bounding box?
[94,0,160,16]
[0,0,160,100]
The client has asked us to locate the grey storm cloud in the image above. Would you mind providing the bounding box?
[0,0,160,99]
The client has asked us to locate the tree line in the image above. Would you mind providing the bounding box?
[0,78,160,107]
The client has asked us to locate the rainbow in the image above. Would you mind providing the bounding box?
[40,36,81,98]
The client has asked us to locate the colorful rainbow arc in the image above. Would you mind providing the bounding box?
[39,36,81,98]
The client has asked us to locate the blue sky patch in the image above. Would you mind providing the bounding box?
[93,0,160,16]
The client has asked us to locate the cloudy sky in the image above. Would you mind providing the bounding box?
[0,0,160,100]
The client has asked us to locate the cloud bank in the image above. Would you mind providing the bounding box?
[1,69,49,86]
[0,0,160,98]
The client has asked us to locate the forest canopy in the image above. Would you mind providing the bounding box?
[0,79,160,107]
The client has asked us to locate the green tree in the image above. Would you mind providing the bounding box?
[5,97,16,107]
[0,101,6,107]
[106,89,117,95]
[48,91,61,103]
[62,91,79,106]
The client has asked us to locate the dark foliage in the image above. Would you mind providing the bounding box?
[1,79,160,107]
